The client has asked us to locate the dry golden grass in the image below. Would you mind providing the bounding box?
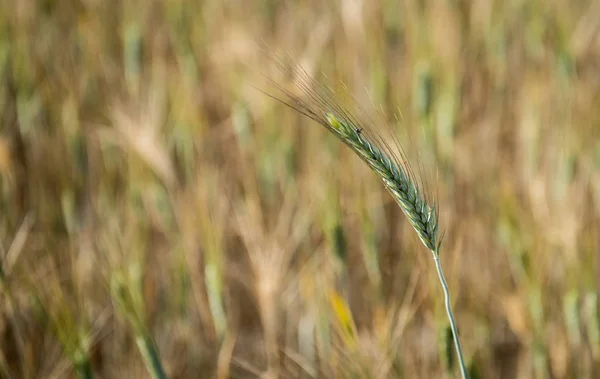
[1,0,599,378]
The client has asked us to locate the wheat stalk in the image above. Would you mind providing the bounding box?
[259,56,468,378]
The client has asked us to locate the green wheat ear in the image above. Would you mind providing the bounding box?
[323,112,440,254]
[260,57,469,378]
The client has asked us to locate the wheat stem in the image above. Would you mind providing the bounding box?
[433,251,468,379]
[136,334,168,379]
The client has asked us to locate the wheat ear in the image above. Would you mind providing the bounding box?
[260,57,468,378]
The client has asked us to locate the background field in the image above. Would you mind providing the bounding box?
[1,0,599,378]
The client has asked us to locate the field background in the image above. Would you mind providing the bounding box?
[1,0,599,378]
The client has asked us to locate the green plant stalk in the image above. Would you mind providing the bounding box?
[136,334,168,379]
[433,252,468,379]
[74,358,93,379]
[111,275,167,379]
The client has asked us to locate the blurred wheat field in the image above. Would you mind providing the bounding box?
[1,0,599,378]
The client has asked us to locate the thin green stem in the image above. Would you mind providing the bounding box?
[136,334,168,379]
[432,251,468,379]
[74,358,94,379]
